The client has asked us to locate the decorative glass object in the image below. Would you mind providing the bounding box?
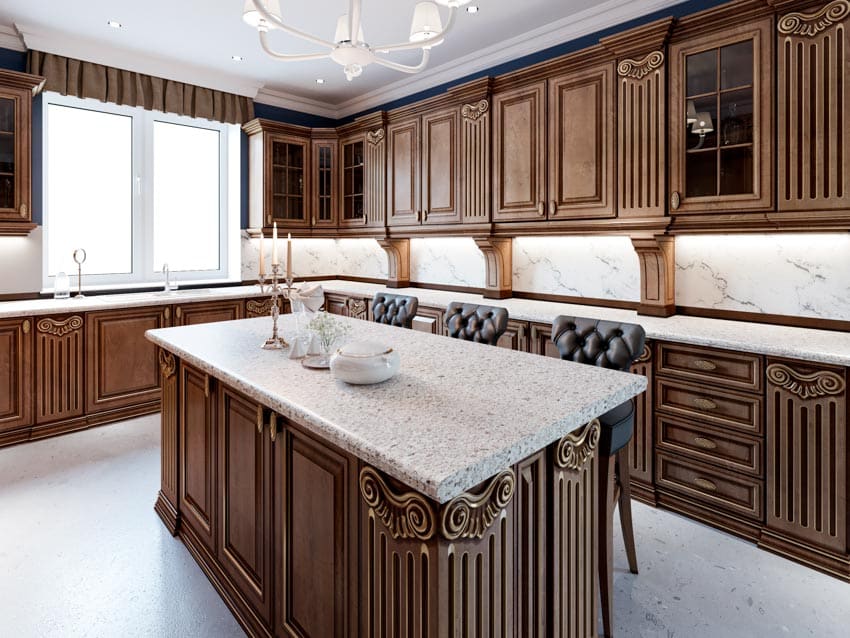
[304,312,351,368]
[54,272,71,299]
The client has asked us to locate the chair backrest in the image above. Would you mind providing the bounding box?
[371,292,419,329]
[551,315,646,372]
[445,302,509,345]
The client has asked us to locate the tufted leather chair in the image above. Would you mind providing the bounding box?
[371,293,419,329]
[551,315,646,638]
[445,302,509,345]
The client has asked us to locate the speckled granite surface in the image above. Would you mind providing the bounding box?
[147,315,646,503]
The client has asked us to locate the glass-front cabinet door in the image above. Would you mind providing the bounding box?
[0,95,17,216]
[267,135,309,228]
[669,19,773,213]
[340,137,365,226]
[311,139,337,228]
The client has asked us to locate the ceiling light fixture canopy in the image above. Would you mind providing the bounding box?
[242,0,470,82]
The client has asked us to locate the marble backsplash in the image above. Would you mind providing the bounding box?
[410,237,486,289]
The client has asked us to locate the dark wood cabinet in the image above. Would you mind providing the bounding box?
[411,304,446,336]
[0,317,32,436]
[86,306,169,414]
[339,126,386,229]
[0,69,43,236]
[421,107,462,225]
[174,300,244,326]
[547,63,616,219]
[629,342,655,503]
[386,117,421,227]
[218,386,273,625]
[668,18,774,213]
[35,314,84,425]
[311,134,338,228]
[528,322,561,359]
[492,81,547,221]
[776,0,850,212]
[496,319,529,352]
[180,362,217,552]
[324,293,369,321]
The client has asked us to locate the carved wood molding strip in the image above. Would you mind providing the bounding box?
[347,298,367,317]
[36,315,82,336]
[159,350,176,379]
[461,99,489,121]
[246,298,276,316]
[778,0,850,37]
[617,50,665,79]
[636,343,652,363]
[440,470,515,540]
[766,363,846,399]
[366,129,385,145]
[360,466,437,541]
[555,419,601,470]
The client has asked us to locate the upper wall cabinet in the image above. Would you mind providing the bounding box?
[311,130,338,229]
[493,64,615,223]
[386,116,421,227]
[776,0,850,212]
[338,126,386,230]
[244,119,312,232]
[669,18,774,213]
[0,70,44,237]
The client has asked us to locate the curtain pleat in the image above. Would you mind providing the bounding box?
[27,50,254,124]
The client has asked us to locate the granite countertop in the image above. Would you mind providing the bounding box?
[3,278,849,366]
[147,315,646,503]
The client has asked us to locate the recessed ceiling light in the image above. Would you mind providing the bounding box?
[466,6,479,14]
[107,20,122,29]
[231,55,244,62]
[315,78,325,85]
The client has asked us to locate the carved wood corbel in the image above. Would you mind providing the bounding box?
[377,238,411,288]
[473,236,512,299]
[630,234,675,317]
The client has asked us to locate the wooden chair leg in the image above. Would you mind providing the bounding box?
[616,448,639,575]
[598,451,616,638]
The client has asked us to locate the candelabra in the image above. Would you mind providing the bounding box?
[258,264,294,350]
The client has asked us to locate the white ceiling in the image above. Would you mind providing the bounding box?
[0,0,688,119]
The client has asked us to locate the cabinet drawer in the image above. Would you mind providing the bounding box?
[656,415,762,477]
[656,378,763,435]
[657,342,762,392]
[656,453,763,521]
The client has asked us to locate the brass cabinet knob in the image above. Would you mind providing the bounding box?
[693,436,717,450]
[423,209,428,222]
[692,397,717,411]
[164,307,171,321]
[22,319,31,334]
[312,215,317,226]
[692,359,717,371]
[269,413,278,442]
[257,405,264,434]
[693,477,717,492]
[670,191,681,210]
[549,200,557,215]
[20,203,28,218]
[175,307,183,320]
[537,201,545,215]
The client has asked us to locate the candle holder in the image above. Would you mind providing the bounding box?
[260,264,290,350]
[72,248,87,299]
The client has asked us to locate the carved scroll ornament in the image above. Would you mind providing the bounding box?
[555,419,601,470]
[778,0,850,37]
[636,343,652,363]
[159,350,176,379]
[366,129,385,145]
[360,467,437,541]
[766,363,845,399]
[440,470,515,540]
[37,315,83,336]
[246,298,276,316]
[617,50,664,79]
[347,298,368,317]
[461,99,489,121]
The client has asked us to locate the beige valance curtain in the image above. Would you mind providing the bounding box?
[28,50,254,125]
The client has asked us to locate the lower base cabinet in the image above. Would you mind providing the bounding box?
[35,314,85,426]
[0,318,32,437]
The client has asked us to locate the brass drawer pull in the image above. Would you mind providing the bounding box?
[269,413,278,442]
[693,436,717,450]
[692,397,717,411]
[257,405,264,434]
[693,477,717,492]
[692,359,717,371]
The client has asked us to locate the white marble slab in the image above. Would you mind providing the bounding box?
[410,237,486,288]
[147,315,645,503]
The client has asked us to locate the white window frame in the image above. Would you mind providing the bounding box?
[41,92,240,292]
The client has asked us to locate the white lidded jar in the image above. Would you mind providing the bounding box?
[330,340,400,385]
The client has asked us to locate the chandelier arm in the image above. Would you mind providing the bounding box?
[373,7,456,53]
[250,0,336,49]
[349,0,362,45]
[372,48,432,74]
[259,31,333,61]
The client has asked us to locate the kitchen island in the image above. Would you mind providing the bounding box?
[147,314,646,637]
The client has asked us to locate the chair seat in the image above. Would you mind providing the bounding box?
[599,399,635,457]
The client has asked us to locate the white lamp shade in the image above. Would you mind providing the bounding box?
[243,0,282,28]
[410,2,444,43]
[434,0,471,6]
[692,112,714,135]
[686,100,698,125]
[334,14,366,44]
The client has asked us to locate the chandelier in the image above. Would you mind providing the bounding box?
[243,0,471,81]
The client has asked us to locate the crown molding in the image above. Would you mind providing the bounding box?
[18,23,264,98]
[253,86,340,120]
[0,24,26,52]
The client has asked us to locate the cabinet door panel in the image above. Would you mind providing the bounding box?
[0,79,36,228]
[493,82,546,221]
[180,363,216,551]
[218,387,272,624]
[629,343,655,496]
[387,119,420,226]
[35,315,84,424]
[175,300,244,326]
[548,64,615,219]
[496,319,529,352]
[86,306,168,413]
[0,318,32,432]
[411,305,445,336]
[311,139,338,227]
[422,107,461,224]
[266,134,310,229]
[529,322,561,359]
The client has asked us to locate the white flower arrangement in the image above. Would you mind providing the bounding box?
[308,311,351,353]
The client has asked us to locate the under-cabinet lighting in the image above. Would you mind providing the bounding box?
[315,78,325,84]
[231,55,245,62]
[107,20,123,29]
[466,6,479,13]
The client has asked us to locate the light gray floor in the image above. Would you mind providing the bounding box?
[1,416,848,637]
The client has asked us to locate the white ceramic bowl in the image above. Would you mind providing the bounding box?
[330,340,400,385]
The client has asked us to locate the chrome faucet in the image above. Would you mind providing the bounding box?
[162,263,176,292]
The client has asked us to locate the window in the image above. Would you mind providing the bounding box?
[42,93,240,290]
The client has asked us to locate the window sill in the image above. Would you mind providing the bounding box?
[40,278,244,296]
